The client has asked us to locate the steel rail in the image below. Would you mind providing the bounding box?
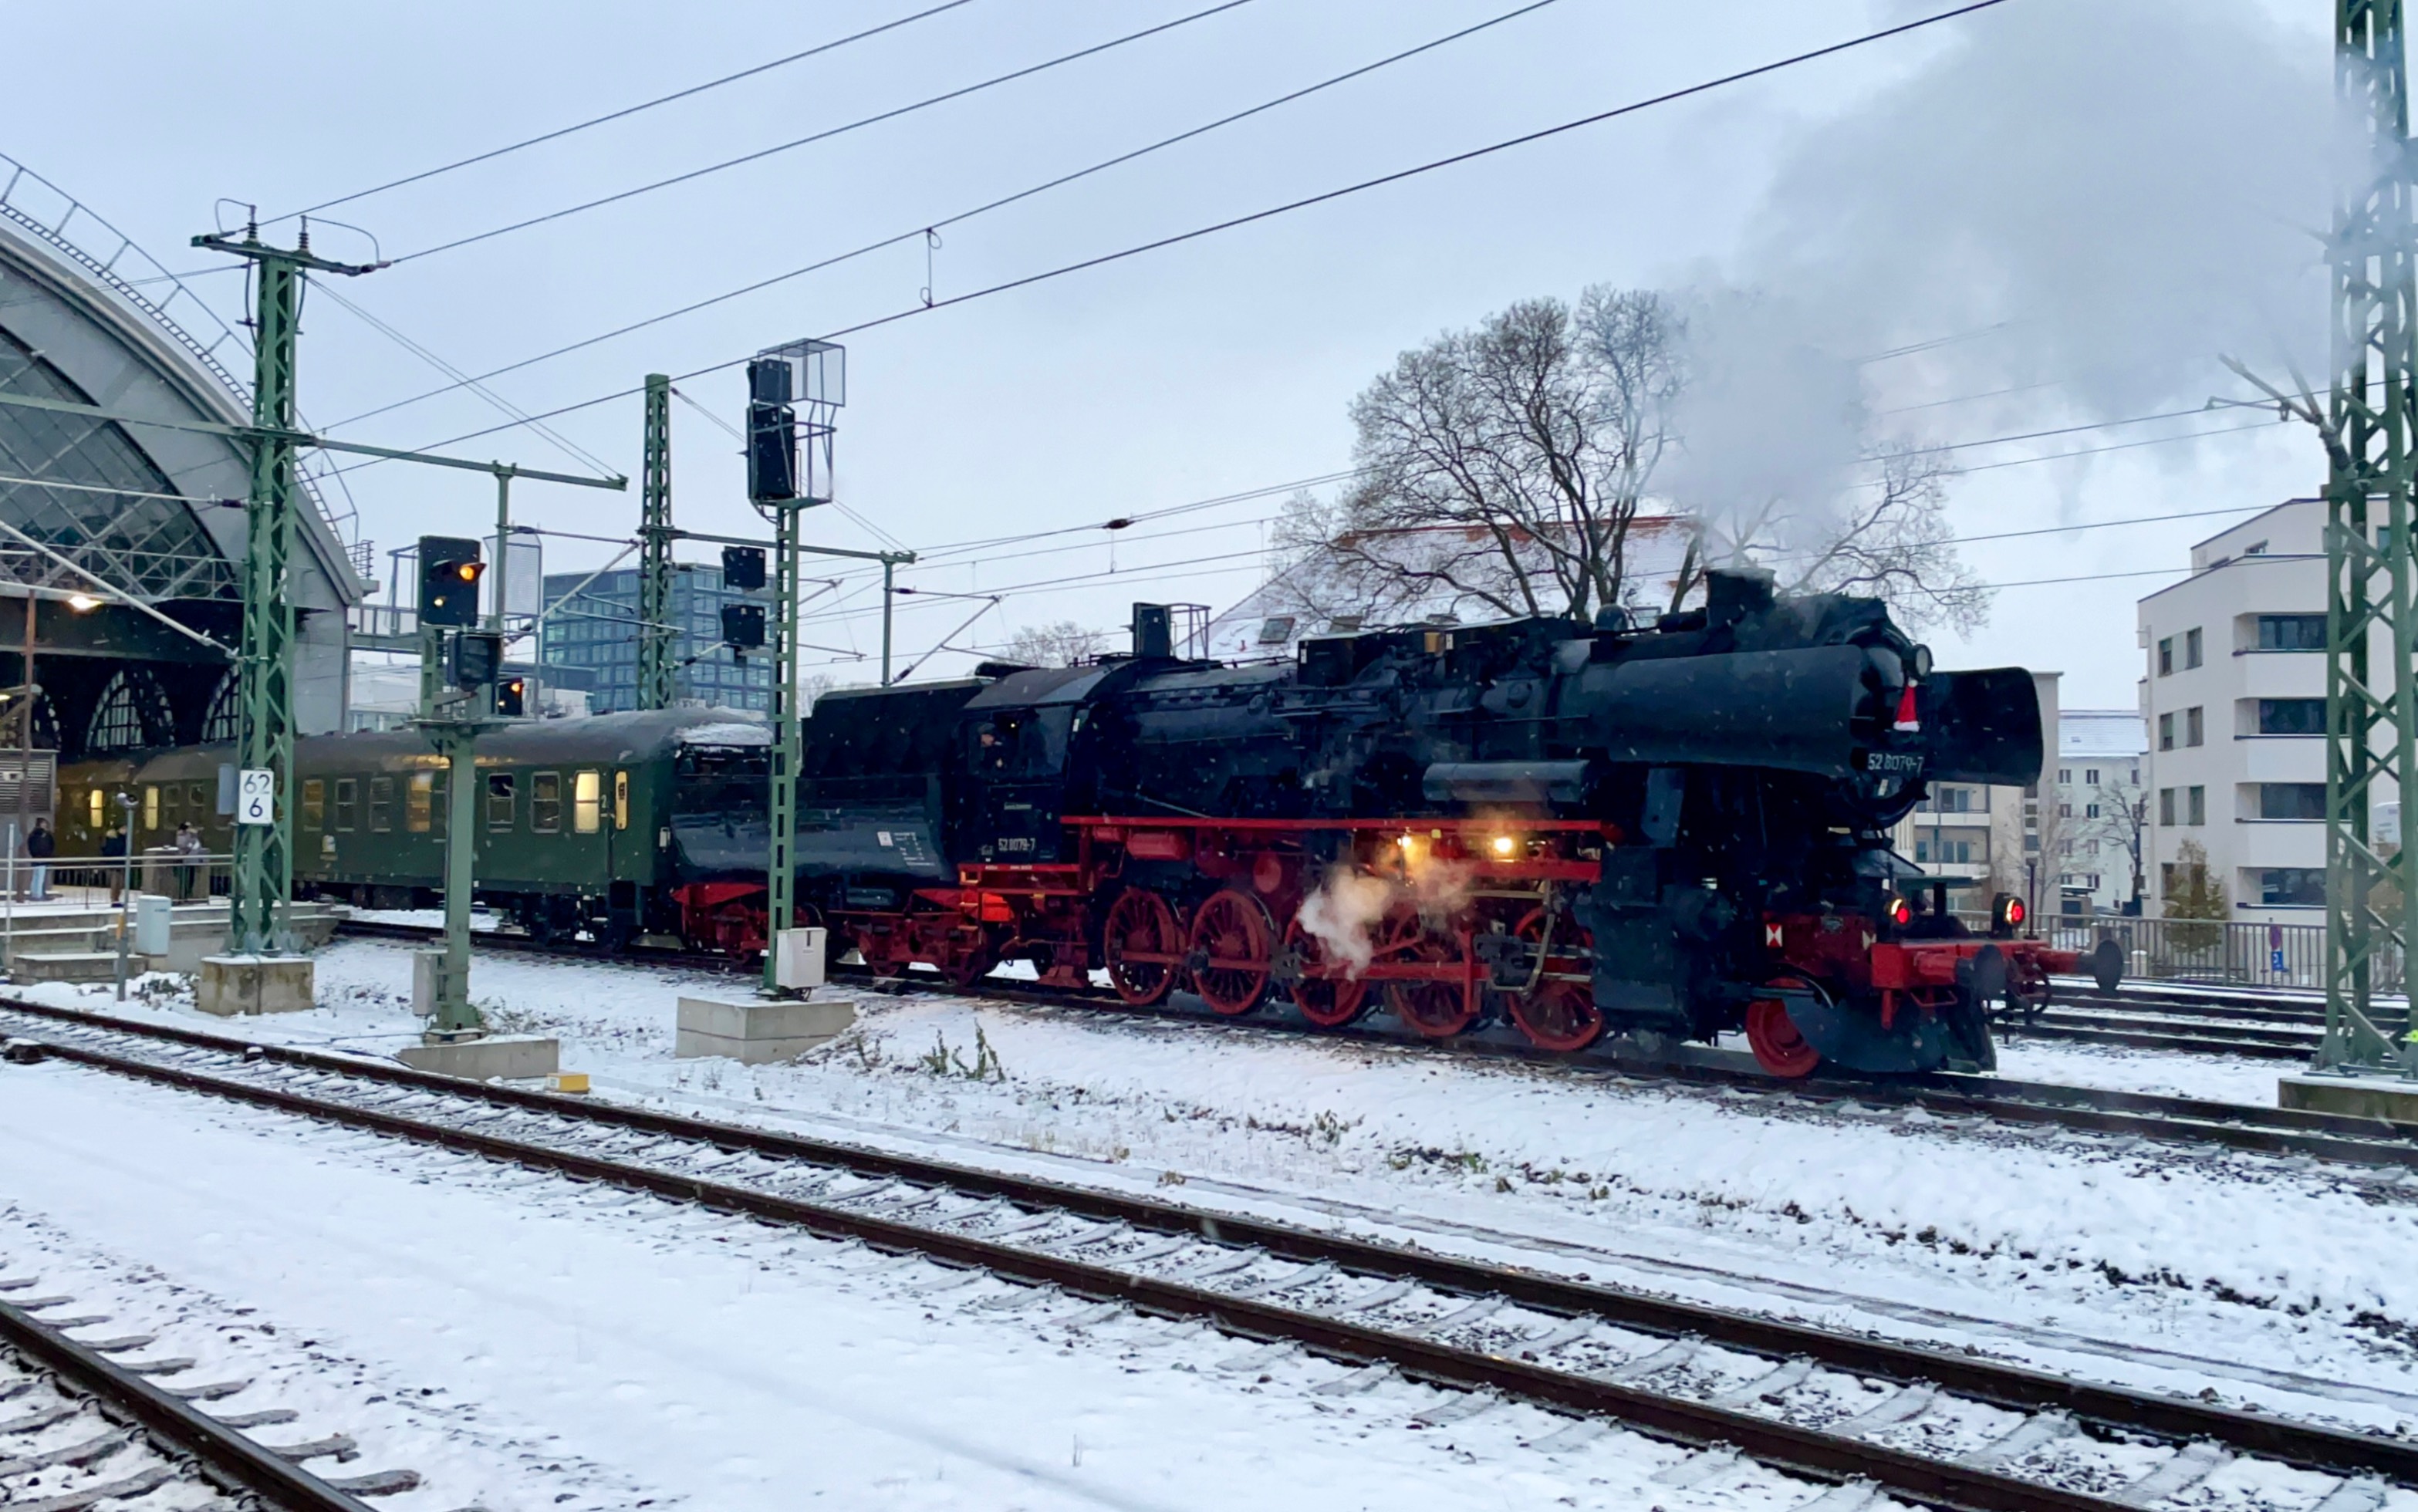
[0,1295,380,1512]
[319,922,2418,1165]
[8,1001,2418,1500]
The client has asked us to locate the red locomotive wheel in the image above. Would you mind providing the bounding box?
[1381,910,1479,1038]
[1188,889,1274,1016]
[1505,908,1602,1053]
[1282,915,1368,1028]
[1745,982,1822,1078]
[1103,888,1183,1006]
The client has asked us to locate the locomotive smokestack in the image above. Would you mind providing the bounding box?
[1132,602,1173,660]
[1704,567,1775,629]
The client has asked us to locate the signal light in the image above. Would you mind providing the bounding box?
[494,677,526,718]
[721,602,766,650]
[721,545,768,592]
[448,629,502,690]
[418,535,485,628]
[1885,894,1913,928]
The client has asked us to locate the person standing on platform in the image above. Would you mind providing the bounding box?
[25,816,52,902]
[100,824,126,903]
[174,820,202,901]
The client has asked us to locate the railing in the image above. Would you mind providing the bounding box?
[1933,910,2351,993]
[2,850,236,906]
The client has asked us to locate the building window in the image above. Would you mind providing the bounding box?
[368,776,393,832]
[1914,838,1977,865]
[2058,802,2072,818]
[2257,698,2325,735]
[2187,785,2206,825]
[2129,765,2139,785]
[2083,768,2099,786]
[2258,782,2326,821]
[302,779,325,830]
[487,773,515,832]
[2185,707,2204,747]
[2085,802,2100,818]
[2159,788,2176,825]
[2158,713,2175,751]
[333,778,357,832]
[2261,868,2325,907]
[2184,626,2203,669]
[573,770,601,834]
[2157,636,2174,676]
[407,771,434,833]
[2057,768,2071,785]
[2256,613,2326,650]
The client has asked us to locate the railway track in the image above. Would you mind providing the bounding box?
[0,1274,416,1512]
[329,918,2418,1171]
[2008,983,2329,1061]
[5,1001,2414,1512]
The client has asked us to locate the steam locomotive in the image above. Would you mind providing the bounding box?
[795,570,2115,1076]
[61,569,2108,1078]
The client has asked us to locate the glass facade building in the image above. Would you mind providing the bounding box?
[539,564,773,714]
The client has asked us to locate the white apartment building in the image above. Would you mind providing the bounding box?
[2052,710,2148,915]
[2136,498,2347,928]
[1893,671,2061,914]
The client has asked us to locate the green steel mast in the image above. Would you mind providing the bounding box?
[637,373,676,710]
[191,220,380,956]
[2321,1,2418,1074]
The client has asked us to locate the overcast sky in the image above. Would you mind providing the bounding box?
[6,0,2332,708]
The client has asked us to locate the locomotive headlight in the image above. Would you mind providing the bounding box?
[1397,833,1416,851]
[1491,835,1516,857]
[1992,893,2027,936]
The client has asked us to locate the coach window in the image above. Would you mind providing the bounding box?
[573,770,601,834]
[487,773,515,832]
[407,771,434,833]
[613,769,629,830]
[333,778,358,832]
[431,772,447,835]
[532,771,562,834]
[160,784,179,828]
[86,788,102,832]
[188,782,206,814]
[143,785,158,832]
[302,779,325,829]
[369,775,394,832]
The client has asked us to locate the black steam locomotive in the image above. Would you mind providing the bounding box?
[797,569,2097,1076]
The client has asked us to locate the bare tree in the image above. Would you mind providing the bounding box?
[1714,444,1991,636]
[2084,768,2150,915]
[1003,621,1106,668]
[1286,288,1685,626]
[1271,282,1987,636]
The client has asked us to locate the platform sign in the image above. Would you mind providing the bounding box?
[235,768,275,826]
[2271,949,2287,974]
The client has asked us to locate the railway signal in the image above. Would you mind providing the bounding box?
[418,537,485,629]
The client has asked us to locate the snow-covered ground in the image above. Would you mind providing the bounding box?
[12,938,2418,1456]
[0,1054,1862,1511]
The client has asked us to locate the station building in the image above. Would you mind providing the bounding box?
[0,155,365,803]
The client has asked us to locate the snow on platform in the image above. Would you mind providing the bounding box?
[19,939,2418,1446]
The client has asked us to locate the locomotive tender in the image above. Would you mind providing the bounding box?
[59,569,2103,1078]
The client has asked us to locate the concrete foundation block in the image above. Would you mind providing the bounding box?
[195,955,316,1016]
[397,1035,561,1082]
[12,951,120,984]
[676,994,855,1065]
[2280,1072,2418,1126]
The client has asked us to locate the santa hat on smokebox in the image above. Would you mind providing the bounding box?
[1892,682,1920,733]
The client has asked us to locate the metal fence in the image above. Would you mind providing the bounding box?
[1,849,235,907]
[1956,913,2359,994]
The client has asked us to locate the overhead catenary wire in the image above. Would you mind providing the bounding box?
[281,0,984,221]
[324,0,2021,473]
[326,0,1569,431]
[389,0,1264,265]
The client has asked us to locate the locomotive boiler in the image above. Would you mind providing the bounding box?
[799,569,2112,1076]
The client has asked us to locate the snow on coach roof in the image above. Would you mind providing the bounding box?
[677,721,772,747]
